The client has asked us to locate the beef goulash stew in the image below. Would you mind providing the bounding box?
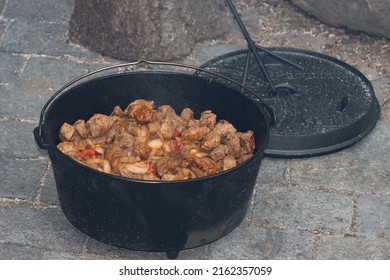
[57,99,255,181]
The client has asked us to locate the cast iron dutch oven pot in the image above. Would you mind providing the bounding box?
[33,61,273,258]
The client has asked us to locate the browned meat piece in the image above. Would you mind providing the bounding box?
[117,132,135,148]
[193,156,220,175]
[182,126,210,142]
[156,105,174,122]
[160,110,186,139]
[126,99,154,112]
[180,108,194,123]
[147,121,161,136]
[225,133,241,157]
[187,119,200,128]
[73,120,88,138]
[57,141,78,156]
[239,130,255,154]
[213,120,237,137]
[200,110,216,129]
[125,99,154,124]
[222,155,237,171]
[132,141,152,160]
[132,124,150,143]
[110,105,125,117]
[156,157,181,176]
[86,113,116,138]
[59,122,75,141]
[159,117,175,140]
[209,144,228,161]
[202,133,221,150]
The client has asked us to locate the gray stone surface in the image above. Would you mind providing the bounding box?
[208,227,315,259]
[0,121,41,158]
[357,195,390,238]
[0,156,46,199]
[0,205,86,253]
[291,0,390,40]
[0,56,104,119]
[0,0,389,260]
[315,236,390,259]
[252,185,353,234]
[0,20,99,59]
[3,0,74,23]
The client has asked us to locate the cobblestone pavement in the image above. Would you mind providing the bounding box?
[0,0,389,260]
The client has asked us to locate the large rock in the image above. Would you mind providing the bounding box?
[291,0,390,39]
[68,0,234,61]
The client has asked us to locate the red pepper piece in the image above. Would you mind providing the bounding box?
[81,148,97,157]
[172,130,181,138]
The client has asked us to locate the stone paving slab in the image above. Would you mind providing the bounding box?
[0,19,100,59]
[208,227,315,260]
[315,236,390,260]
[0,204,86,253]
[251,184,353,234]
[356,195,390,238]
[0,155,46,199]
[0,120,41,158]
[0,56,109,119]
[3,0,73,23]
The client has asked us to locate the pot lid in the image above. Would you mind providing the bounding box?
[200,47,380,158]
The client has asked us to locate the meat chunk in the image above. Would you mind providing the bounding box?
[126,100,154,124]
[159,110,186,139]
[225,133,241,158]
[73,120,88,138]
[180,108,194,123]
[132,141,152,160]
[193,156,220,175]
[117,132,135,148]
[200,110,217,129]
[86,113,116,138]
[202,133,221,150]
[182,126,210,142]
[156,157,181,176]
[59,122,75,141]
[156,105,174,122]
[239,130,255,154]
[209,145,228,161]
[213,120,237,137]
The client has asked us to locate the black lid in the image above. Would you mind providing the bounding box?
[201,47,380,158]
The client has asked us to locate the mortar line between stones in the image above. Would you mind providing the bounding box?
[310,234,322,260]
[0,196,58,209]
[0,115,38,124]
[284,159,291,187]
[32,161,51,204]
[9,51,117,67]
[0,0,9,19]
[347,193,359,236]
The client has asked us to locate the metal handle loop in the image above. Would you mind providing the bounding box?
[37,60,275,143]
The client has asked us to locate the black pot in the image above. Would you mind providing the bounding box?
[33,62,271,258]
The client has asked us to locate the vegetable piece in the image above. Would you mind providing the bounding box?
[81,148,97,157]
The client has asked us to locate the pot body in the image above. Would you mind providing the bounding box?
[40,72,269,252]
